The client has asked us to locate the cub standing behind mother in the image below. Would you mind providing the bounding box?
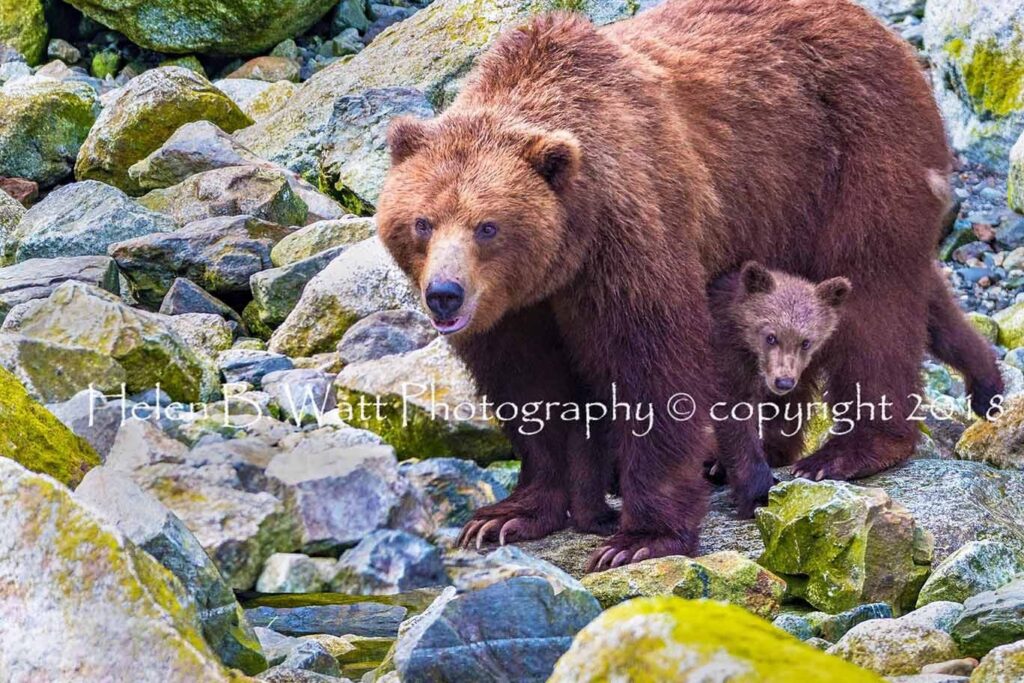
[375,0,1002,571]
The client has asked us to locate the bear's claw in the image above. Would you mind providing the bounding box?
[585,532,693,572]
[457,509,567,550]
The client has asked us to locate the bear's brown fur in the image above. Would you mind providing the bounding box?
[377,0,998,569]
[708,262,851,516]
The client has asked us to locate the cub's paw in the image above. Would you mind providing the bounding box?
[969,377,1005,420]
[585,532,696,572]
[731,465,777,519]
[457,506,567,550]
[791,451,861,482]
[702,458,728,485]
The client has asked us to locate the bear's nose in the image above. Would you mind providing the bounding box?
[425,280,465,319]
[775,377,796,392]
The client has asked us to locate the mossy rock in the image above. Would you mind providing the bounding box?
[0,0,47,65]
[0,367,98,487]
[968,312,1000,344]
[994,301,1024,350]
[955,395,1024,470]
[74,67,252,195]
[0,78,100,188]
[548,597,884,682]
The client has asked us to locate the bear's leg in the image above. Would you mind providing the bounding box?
[568,421,620,535]
[454,304,576,548]
[792,280,927,481]
[762,381,817,467]
[926,268,1004,419]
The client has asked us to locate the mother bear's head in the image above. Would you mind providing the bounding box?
[377,110,583,336]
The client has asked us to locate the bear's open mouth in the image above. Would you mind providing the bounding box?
[432,315,470,335]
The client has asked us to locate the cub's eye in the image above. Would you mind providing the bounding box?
[414,218,433,238]
[766,334,778,346]
[475,221,498,241]
[801,339,812,350]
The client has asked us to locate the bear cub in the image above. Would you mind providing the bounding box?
[708,262,852,517]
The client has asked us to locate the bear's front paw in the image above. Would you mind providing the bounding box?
[585,532,696,572]
[457,502,567,550]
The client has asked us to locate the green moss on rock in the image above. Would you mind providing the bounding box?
[994,301,1024,349]
[0,0,47,65]
[549,597,884,682]
[959,39,1024,120]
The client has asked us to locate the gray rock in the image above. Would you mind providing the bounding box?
[47,39,81,64]
[0,256,118,322]
[0,189,25,256]
[394,546,600,682]
[0,332,127,403]
[255,627,300,666]
[105,418,190,471]
[333,0,371,33]
[331,530,448,595]
[972,639,1024,682]
[270,216,376,267]
[167,312,236,358]
[951,577,1024,658]
[47,389,130,458]
[246,601,407,638]
[214,78,274,111]
[250,245,347,329]
[918,541,1024,608]
[75,467,268,674]
[262,368,337,426]
[5,181,176,263]
[827,618,959,676]
[218,349,294,387]
[338,309,436,364]
[268,237,417,357]
[854,0,923,22]
[320,87,435,211]
[265,442,406,553]
[399,457,509,529]
[900,602,967,634]
[270,640,340,677]
[110,215,291,307]
[256,553,334,594]
[138,165,308,227]
[160,278,244,325]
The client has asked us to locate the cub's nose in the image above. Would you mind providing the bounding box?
[774,377,796,392]
[425,280,465,319]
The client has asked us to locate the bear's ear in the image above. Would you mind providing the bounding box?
[816,277,852,308]
[388,116,432,166]
[740,262,775,296]
[523,130,581,192]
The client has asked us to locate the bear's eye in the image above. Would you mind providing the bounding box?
[766,334,778,346]
[414,218,433,238]
[475,221,498,241]
[801,339,812,350]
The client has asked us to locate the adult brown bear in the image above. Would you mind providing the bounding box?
[376,0,1002,569]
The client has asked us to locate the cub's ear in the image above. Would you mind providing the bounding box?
[817,276,853,308]
[740,261,775,296]
[523,130,581,192]
[387,116,432,165]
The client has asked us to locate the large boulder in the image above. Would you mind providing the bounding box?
[3,181,176,264]
[0,78,99,188]
[110,215,291,307]
[394,547,601,682]
[548,597,883,682]
[138,165,308,226]
[955,396,1024,469]
[0,366,99,486]
[236,0,646,184]
[923,0,1024,170]
[335,337,510,461]
[0,333,127,403]
[64,0,338,56]
[11,281,219,402]
[0,459,238,681]
[75,467,268,674]
[917,541,1024,608]
[951,577,1024,658]
[755,479,934,614]
[268,237,417,357]
[0,256,118,323]
[0,0,47,65]
[74,67,252,194]
[826,618,959,676]
[271,216,376,267]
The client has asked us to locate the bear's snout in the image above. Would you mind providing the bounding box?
[425,280,465,320]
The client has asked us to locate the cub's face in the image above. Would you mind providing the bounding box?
[376,114,581,337]
[737,263,852,396]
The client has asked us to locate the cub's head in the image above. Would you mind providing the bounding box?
[376,112,582,337]
[735,262,852,396]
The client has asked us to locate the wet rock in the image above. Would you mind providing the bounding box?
[111,215,291,307]
[337,309,436,364]
[827,618,959,676]
[265,443,405,553]
[268,237,417,357]
[331,529,448,595]
[549,596,882,683]
[0,256,118,322]
[396,546,601,682]
[756,479,933,614]
[0,77,99,187]
[13,282,219,402]
[336,338,509,461]
[0,459,239,681]
[74,67,251,194]
[918,541,1024,608]
[256,553,335,594]
[5,180,175,264]
[951,577,1024,658]
[271,216,376,267]
[76,466,268,674]
[246,601,407,638]
[138,166,308,227]
[581,551,785,617]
